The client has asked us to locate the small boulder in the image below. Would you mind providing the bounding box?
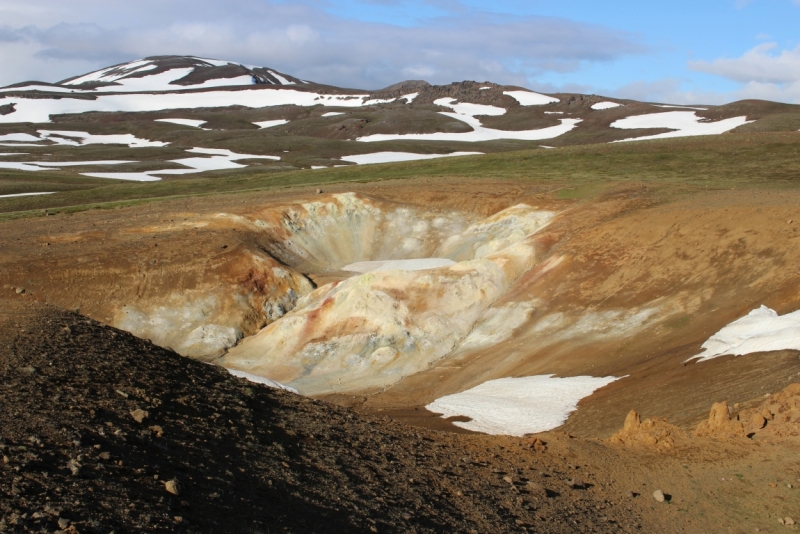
[66,459,81,476]
[567,478,585,490]
[130,409,149,424]
[653,489,666,503]
[164,479,180,495]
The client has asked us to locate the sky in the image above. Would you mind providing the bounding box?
[0,0,798,104]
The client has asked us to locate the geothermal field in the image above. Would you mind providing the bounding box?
[1,56,800,533]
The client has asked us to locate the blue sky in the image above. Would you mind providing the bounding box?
[1,0,799,103]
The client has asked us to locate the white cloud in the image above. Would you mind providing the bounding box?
[689,42,800,84]
[0,0,644,89]
[688,42,800,104]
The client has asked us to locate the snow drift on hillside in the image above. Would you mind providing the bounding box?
[82,147,280,181]
[426,375,620,436]
[592,101,621,110]
[358,98,580,142]
[503,90,560,106]
[155,118,207,128]
[0,89,388,124]
[341,151,482,165]
[612,111,751,141]
[688,305,800,363]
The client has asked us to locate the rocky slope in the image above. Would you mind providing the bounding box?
[0,299,644,533]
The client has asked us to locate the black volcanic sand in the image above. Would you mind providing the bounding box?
[0,299,642,533]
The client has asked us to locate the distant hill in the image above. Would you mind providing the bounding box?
[0,54,798,189]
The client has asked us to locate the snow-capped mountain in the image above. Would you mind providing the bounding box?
[0,56,306,96]
[0,54,794,186]
[58,56,307,92]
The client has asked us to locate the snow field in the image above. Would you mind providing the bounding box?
[688,305,800,363]
[611,111,751,142]
[503,90,560,106]
[358,97,581,143]
[81,147,280,181]
[0,160,133,172]
[591,102,621,110]
[340,151,483,165]
[426,375,620,436]
[0,88,400,124]
[155,118,207,128]
[253,119,288,129]
[0,192,56,198]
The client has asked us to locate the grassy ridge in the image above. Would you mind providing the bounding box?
[1,131,799,220]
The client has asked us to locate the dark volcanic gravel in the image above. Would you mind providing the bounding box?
[0,299,641,533]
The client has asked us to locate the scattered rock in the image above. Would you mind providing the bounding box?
[626,490,636,498]
[523,437,547,452]
[567,478,585,490]
[67,459,81,476]
[99,452,111,461]
[149,425,164,437]
[653,490,666,503]
[14,287,25,295]
[503,476,513,484]
[609,410,684,449]
[164,479,180,495]
[130,409,149,423]
[57,518,71,529]
[785,517,796,526]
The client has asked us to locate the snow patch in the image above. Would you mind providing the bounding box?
[503,90,560,106]
[341,151,482,165]
[591,101,621,110]
[155,118,207,128]
[81,147,279,181]
[400,92,419,103]
[426,375,620,436]
[436,97,505,117]
[267,70,295,85]
[358,98,579,143]
[38,130,167,148]
[611,111,751,142]
[688,305,800,363]
[0,160,133,172]
[654,104,708,111]
[253,119,288,129]
[0,89,400,124]
[342,258,456,273]
[90,68,195,92]
[321,112,344,117]
[0,192,55,198]
[0,134,41,142]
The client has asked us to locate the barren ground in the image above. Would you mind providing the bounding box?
[2,170,800,532]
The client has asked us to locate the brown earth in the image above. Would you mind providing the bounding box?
[2,179,800,437]
[3,299,800,533]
